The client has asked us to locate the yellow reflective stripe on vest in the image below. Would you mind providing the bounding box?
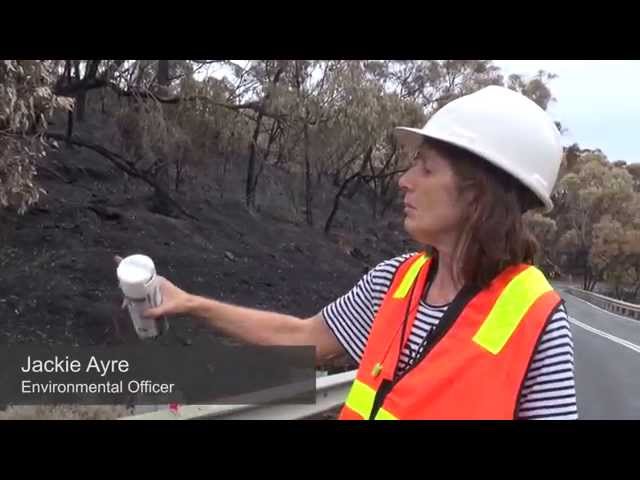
[473,266,552,355]
[374,408,398,420]
[345,379,399,420]
[344,379,376,418]
[393,254,428,299]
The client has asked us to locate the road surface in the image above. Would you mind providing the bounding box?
[561,289,640,419]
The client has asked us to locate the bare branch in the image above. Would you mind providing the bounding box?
[362,168,408,182]
[103,82,288,121]
[44,133,198,221]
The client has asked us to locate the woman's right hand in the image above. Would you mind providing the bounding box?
[114,255,193,319]
[143,275,194,319]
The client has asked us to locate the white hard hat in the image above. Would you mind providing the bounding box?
[394,85,563,212]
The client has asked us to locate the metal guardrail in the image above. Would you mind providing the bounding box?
[121,369,356,420]
[565,287,640,320]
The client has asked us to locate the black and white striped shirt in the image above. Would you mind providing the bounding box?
[322,253,578,420]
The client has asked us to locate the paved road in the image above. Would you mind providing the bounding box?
[561,289,640,419]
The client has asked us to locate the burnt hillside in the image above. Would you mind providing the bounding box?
[0,113,415,375]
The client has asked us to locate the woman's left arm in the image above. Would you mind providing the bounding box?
[516,302,579,420]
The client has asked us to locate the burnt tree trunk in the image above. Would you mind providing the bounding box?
[65,61,74,147]
[292,61,314,227]
[245,63,284,210]
[157,60,170,88]
[324,173,359,235]
[153,60,172,215]
[246,114,263,210]
[220,154,230,201]
[76,91,87,122]
[304,121,313,226]
[251,120,279,201]
[75,60,101,122]
[74,60,100,123]
[324,148,372,234]
[175,157,183,193]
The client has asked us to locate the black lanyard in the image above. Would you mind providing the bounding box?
[369,255,480,420]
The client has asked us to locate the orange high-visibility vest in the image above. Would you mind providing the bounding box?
[339,252,561,420]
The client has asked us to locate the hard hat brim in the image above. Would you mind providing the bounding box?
[393,127,429,152]
[393,126,553,213]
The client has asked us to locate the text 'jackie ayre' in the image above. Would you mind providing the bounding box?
[21,355,131,377]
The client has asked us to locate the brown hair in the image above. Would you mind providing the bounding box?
[424,137,542,289]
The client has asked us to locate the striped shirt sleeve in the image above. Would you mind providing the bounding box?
[516,302,578,419]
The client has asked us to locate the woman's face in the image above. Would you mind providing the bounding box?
[398,144,470,248]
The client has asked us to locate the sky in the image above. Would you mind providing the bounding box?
[495,60,640,164]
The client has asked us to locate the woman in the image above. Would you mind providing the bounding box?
[125,86,577,420]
